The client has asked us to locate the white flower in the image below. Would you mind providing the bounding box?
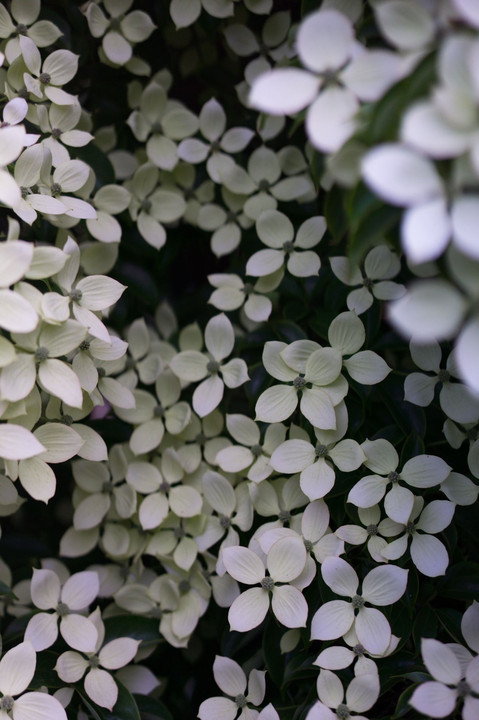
[198,655,266,720]
[380,497,455,576]
[410,637,479,719]
[55,607,140,711]
[222,536,308,631]
[306,669,380,720]
[0,641,67,720]
[404,340,479,423]
[246,210,325,279]
[330,245,405,315]
[311,557,408,655]
[170,313,249,417]
[84,0,156,67]
[25,568,99,651]
[250,8,401,153]
[347,438,451,524]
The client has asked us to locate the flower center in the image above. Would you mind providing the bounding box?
[154,403,165,417]
[336,703,350,719]
[109,17,121,31]
[250,444,262,457]
[406,521,416,535]
[351,594,364,608]
[61,414,74,426]
[315,443,328,458]
[179,580,190,593]
[207,360,220,374]
[243,282,254,296]
[362,277,374,289]
[70,289,83,303]
[160,482,170,494]
[219,515,231,529]
[39,72,51,85]
[102,480,114,493]
[141,199,151,212]
[195,432,206,444]
[51,182,62,196]
[89,655,100,668]
[79,340,90,351]
[282,241,294,253]
[456,680,471,697]
[16,23,28,35]
[278,509,291,522]
[293,375,306,389]
[387,471,400,483]
[174,526,185,539]
[56,601,70,616]
[304,539,313,552]
[353,643,365,656]
[0,696,14,712]
[258,179,270,192]
[235,694,247,708]
[261,576,274,591]
[35,346,50,361]
[366,524,378,536]
[437,369,450,383]
[98,367,106,377]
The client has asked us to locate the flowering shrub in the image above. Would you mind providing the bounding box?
[0,1,478,719]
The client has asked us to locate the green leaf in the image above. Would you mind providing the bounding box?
[103,616,160,645]
[348,205,402,267]
[391,684,416,719]
[262,615,284,689]
[78,681,141,720]
[134,694,174,720]
[271,320,308,343]
[0,581,17,598]
[435,607,465,644]
[413,605,438,649]
[324,184,347,244]
[438,561,479,601]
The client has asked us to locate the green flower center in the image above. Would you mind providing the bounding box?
[39,72,51,85]
[207,360,220,374]
[304,539,313,552]
[16,24,28,35]
[250,444,262,457]
[366,524,378,536]
[437,369,450,383]
[336,703,350,719]
[387,471,400,483]
[456,680,471,697]
[352,594,364,608]
[0,696,14,712]
[35,346,50,361]
[154,403,165,417]
[141,199,151,212]
[258,179,270,192]
[235,694,247,708]
[109,17,121,31]
[56,601,70,616]
[79,340,90,351]
[179,580,190,593]
[61,414,74,426]
[278,509,291,522]
[89,655,100,668]
[261,576,274,591]
[293,375,306,389]
[174,526,185,539]
[283,241,294,253]
[315,443,328,458]
[219,515,231,529]
[353,643,365,656]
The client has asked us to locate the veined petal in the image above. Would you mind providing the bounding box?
[297,9,354,73]
[193,375,224,417]
[255,385,298,423]
[401,455,451,488]
[55,651,88,683]
[300,387,336,429]
[222,546,264,584]
[84,667,118,710]
[228,588,269,632]
[409,681,457,718]
[62,571,99,610]
[99,638,140,670]
[13,691,67,720]
[198,697,238,720]
[310,600,355,640]
[356,607,391,655]
[60,614,98,653]
[268,536,306,582]
[270,440,315,473]
[0,641,36,696]
[249,68,320,115]
[384,484,414,524]
[24,612,58,651]
[272,585,308,628]
[362,565,408,605]
[347,476,387,508]
[31,568,60,609]
[410,534,449,577]
[212,656,246,696]
[321,557,358,597]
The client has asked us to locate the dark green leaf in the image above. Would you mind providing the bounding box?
[134,694,174,720]
[103,616,160,645]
